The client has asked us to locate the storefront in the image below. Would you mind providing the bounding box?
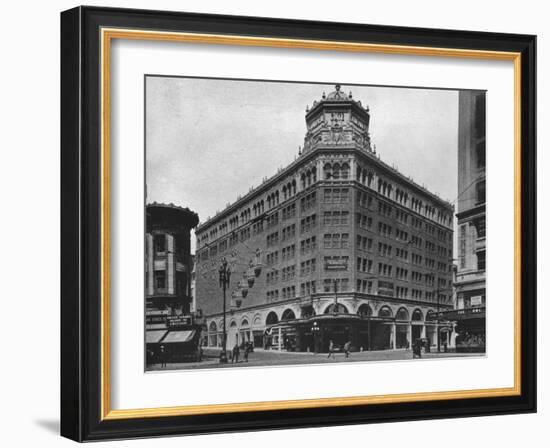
[267,313,399,353]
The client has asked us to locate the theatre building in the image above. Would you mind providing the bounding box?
[195,85,455,353]
[145,203,202,365]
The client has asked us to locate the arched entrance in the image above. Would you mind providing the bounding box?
[208,321,218,347]
[357,304,373,351]
[264,311,279,349]
[280,309,298,350]
[411,309,424,343]
[425,309,437,348]
[395,307,410,349]
[373,306,393,350]
[239,318,251,346]
[228,320,238,347]
[252,315,263,348]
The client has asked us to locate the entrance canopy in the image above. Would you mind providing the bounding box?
[146,330,167,343]
[162,330,196,343]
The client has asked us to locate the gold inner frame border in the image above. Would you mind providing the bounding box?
[99,27,522,421]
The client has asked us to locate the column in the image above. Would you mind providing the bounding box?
[407,324,412,349]
[167,234,175,294]
[391,323,397,350]
[278,327,282,351]
[146,233,154,295]
[421,325,426,339]
[449,326,456,349]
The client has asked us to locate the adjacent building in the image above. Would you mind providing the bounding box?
[195,85,455,353]
[452,90,486,352]
[145,203,203,365]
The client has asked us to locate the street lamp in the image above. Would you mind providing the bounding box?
[312,321,320,353]
[333,279,338,313]
[218,257,231,363]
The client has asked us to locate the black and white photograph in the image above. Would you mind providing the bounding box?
[144,77,486,371]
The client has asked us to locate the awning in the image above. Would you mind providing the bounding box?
[162,330,196,343]
[146,330,167,343]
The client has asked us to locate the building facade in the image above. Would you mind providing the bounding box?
[145,203,202,364]
[195,85,455,353]
[453,90,486,351]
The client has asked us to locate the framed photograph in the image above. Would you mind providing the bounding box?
[60,6,536,441]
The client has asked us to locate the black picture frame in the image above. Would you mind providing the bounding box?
[61,6,536,442]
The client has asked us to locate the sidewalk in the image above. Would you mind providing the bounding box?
[147,347,482,371]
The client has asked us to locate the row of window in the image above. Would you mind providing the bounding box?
[264,281,447,302]
[324,210,350,226]
[357,257,373,273]
[281,244,296,261]
[199,168,455,249]
[301,191,317,212]
[356,235,373,251]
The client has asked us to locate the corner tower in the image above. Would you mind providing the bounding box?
[302,84,372,154]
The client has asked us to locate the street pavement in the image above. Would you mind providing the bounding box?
[147,348,482,371]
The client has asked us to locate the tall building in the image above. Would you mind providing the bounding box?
[195,85,455,353]
[453,90,486,351]
[145,203,202,364]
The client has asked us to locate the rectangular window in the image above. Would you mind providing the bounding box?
[154,235,166,252]
[477,251,486,271]
[476,180,486,205]
[155,271,166,290]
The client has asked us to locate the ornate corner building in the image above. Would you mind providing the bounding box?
[195,85,455,353]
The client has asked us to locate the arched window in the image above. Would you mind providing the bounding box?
[266,311,279,326]
[324,303,349,314]
[324,163,332,180]
[378,305,393,318]
[357,303,373,317]
[341,163,350,180]
[332,163,341,180]
[281,309,296,321]
[395,307,410,321]
[426,310,436,321]
[367,172,373,188]
[209,321,217,332]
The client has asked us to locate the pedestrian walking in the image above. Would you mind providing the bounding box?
[327,339,335,359]
[344,340,351,358]
[159,345,167,368]
[413,339,422,359]
[232,343,240,363]
[243,342,250,362]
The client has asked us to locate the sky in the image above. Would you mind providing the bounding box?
[145,77,459,252]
